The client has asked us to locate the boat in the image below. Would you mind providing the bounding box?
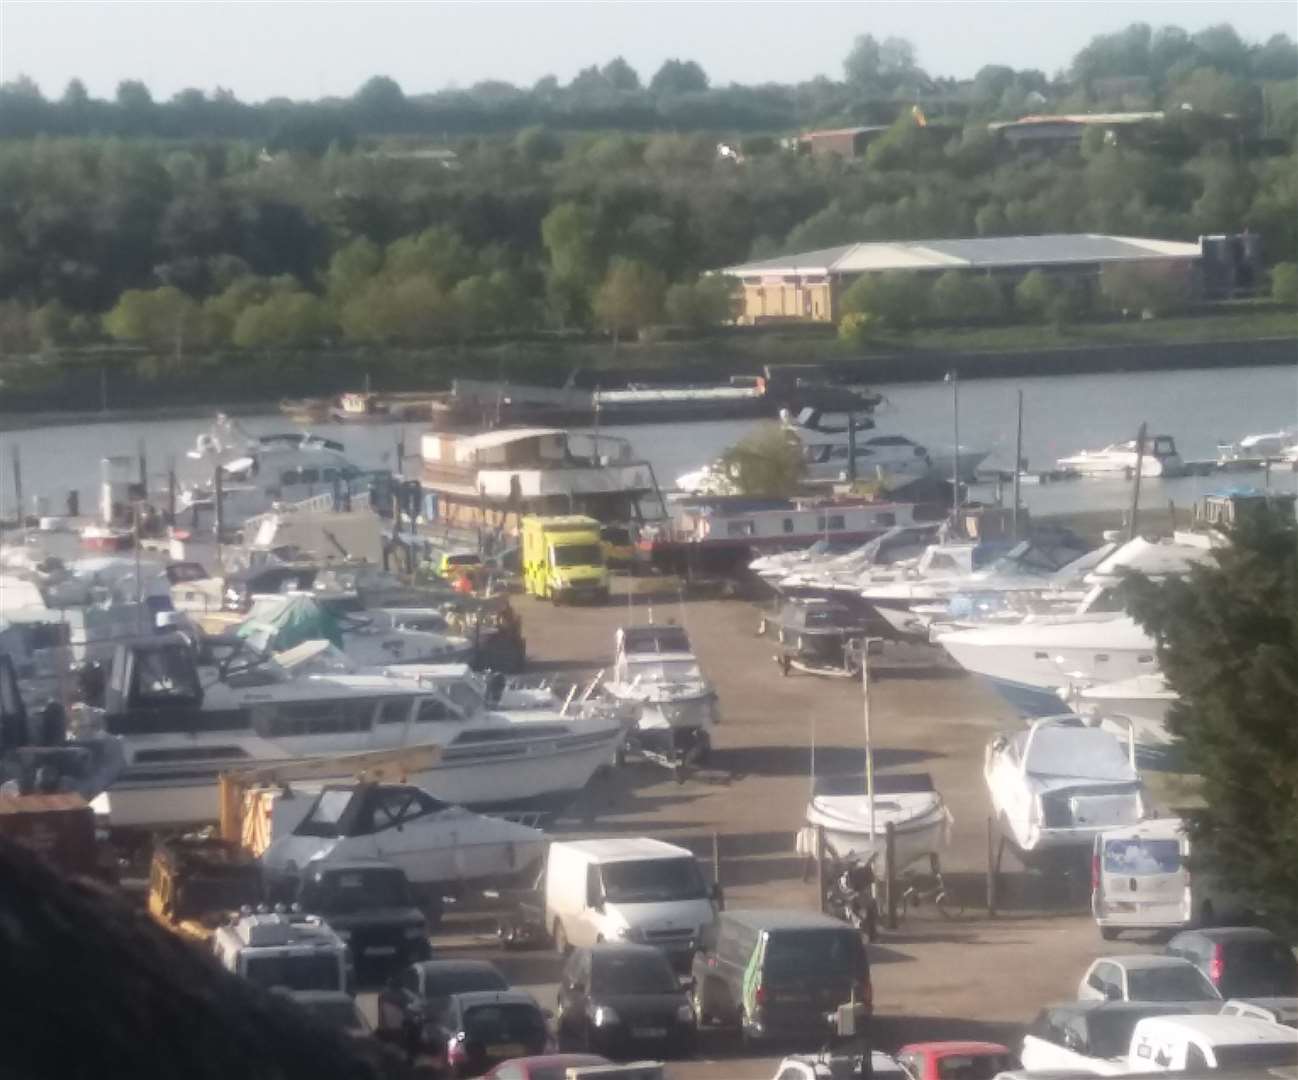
[79,523,134,552]
[602,624,720,769]
[677,409,990,496]
[420,427,666,536]
[86,636,625,829]
[1057,435,1184,478]
[260,781,546,889]
[798,772,951,871]
[1067,673,1179,747]
[280,397,333,424]
[640,495,931,577]
[761,597,871,677]
[331,392,391,424]
[1216,430,1297,464]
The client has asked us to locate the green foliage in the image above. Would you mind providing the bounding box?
[104,287,202,349]
[231,291,334,347]
[664,276,733,329]
[1124,506,1298,930]
[718,423,806,497]
[837,311,875,347]
[515,125,564,164]
[648,59,708,95]
[1099,263,1194,316]
[593,258,665,338]
[1272,262,1298,305]
[839,271,929,329]
[929,272,1004,323]
[1014,270,1061,322]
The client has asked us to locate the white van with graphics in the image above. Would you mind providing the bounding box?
[1092,818,1237,940]
[545,837,721,972]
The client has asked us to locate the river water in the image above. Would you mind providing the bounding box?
[1,364,1294,521]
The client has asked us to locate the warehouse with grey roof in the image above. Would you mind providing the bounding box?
[719,233,1205,324]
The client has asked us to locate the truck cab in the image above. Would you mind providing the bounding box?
[521,516,609,604]
[213,912,353,994]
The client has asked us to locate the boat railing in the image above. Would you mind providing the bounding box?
[241,489,373,536]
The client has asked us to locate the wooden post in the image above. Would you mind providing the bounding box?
[884,821,898,930]
[986,816,998,917]
[1127,422,1147,541]
[213,463,224,566]
[711,831,721,890]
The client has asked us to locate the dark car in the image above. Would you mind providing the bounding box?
[440,990,552,1078]
[690,908,870,1048]
[556,944,696,1058]
[482,1054,610,1080]
[1166,927,1298,999]
[1021,1000,1220,1069]
[294,860,429,977]
[376,959,510,1062]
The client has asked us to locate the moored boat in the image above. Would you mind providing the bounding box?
[798,772,951,870]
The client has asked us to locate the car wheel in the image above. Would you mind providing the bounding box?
[1100,925,1120,941]
[553,920,570,956]
[692,986,710,1027]
[1200,901,1216,927]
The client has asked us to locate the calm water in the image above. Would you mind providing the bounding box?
[1,365,1295,521]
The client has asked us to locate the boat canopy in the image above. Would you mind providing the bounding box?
[238,594,344,653]
[813,772,936,797]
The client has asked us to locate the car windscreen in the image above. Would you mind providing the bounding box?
[424,968,509,1000]
[936,1054,1014,1080]
[243,954,340,992]
[294,789,354,838]
[462,1003,547,1045]
[1080,1011,1148,1058]
[599,858,707,904]
[1213,1043,1298,1068]
[763,930,864,979]
[1127,966,1218,1001]
[591,952,680,995]
[299,869,412,913]
[552,544,603,567]
[1103,838,1181,875]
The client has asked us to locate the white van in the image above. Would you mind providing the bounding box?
[1126,1013,1298,1072]
[1092,818,1235,940]
[545,838,721,972]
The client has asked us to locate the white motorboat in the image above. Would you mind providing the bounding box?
[1057,434,1184,478]
[237,593,473,667]
[1068,673,1179,747]
[984,716,1144,858]
[748,538,861,582]
[179,421,381,528]
[602,624,719,767]
[261,781,546,889]
[1216,430,1297,464]
[797,773,951,871]
[87,637,625,828]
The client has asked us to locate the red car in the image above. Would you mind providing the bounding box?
[482,1053,610,1080]
[895,1041,1017,1080]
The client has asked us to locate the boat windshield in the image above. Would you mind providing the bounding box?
[1022,727,1134,780]
[627,659,702,682]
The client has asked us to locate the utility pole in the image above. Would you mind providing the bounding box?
[946,370,960,533]
[1011,390,1024,541]
[1127,423,1147,541]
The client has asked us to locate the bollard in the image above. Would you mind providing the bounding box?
[884,822,898,930]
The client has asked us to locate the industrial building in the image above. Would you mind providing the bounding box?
[718,233,1205,325]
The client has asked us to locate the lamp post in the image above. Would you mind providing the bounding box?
[945,369,960,532]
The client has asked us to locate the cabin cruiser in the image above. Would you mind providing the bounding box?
[85,636,625,829]
[1064,673,1179,747]
[1057,435,1184,478]
[1216,430,1297,464]
[677,409,989,495]
[179,421,380,528]
[602,624,719,769]
[797,773,951,872]
[748,539,862,584]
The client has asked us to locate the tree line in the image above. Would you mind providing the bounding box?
[0,23,1295,361]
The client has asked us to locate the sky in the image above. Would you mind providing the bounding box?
[1,1,1295,102]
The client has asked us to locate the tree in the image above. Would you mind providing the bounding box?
[340,274,450,343]
[601,57,641,92]
[1014,269,1061,322]
[930,271,1003,323]
[844,34,918,91]
[1099,263,1193,316]
[717,423,805,497]
[839,271,928,329]
[649,59,709,95]
[325,238,382,301]
[352,76,405,119]
[115,79,153,111]
[385,226,472,289]
[592,258,665,342]
[1271,262,1298,306]
[837,311,875,348]
[664,276,733,329]
[1250,33,1298,80]
[1124,506,1298,930]
[1168,67,1252,117]
[515,125,564,164]
[231,290,333,347]
[103,286,202,357]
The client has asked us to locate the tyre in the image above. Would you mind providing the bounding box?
[553,920,570,956]
[1100,925,1121,941]
[1200,901,1216,928]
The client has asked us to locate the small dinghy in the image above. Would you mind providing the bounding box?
[798,772,952,872]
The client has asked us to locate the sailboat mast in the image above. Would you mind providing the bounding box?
[862,641,875,843]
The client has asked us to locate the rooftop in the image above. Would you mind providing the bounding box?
[721,234,1202,278]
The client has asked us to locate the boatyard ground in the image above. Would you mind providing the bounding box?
[359,582,1183,1078]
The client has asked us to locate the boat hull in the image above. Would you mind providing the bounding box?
[96,723,624,829]
[799,793,949,872]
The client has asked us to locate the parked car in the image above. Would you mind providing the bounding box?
[1077,956,1221,1004]
[1092,818,1241,940]
[985,717,1144,865]
[772,1051,908,1079]
[291,860,431,976]
[1166,927,1298,999]
[1126,1013,1298,1072]
[376,959,510,1061]
[482,1054,610,1080]
[438,991,553,1078]
[555,943,694,1058]
[1020,1001,1219,1076]
[1220,997,1298,1028]
[280,988,372,1036]
[691,908,870,1049]
[894,1040,1017,1079]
